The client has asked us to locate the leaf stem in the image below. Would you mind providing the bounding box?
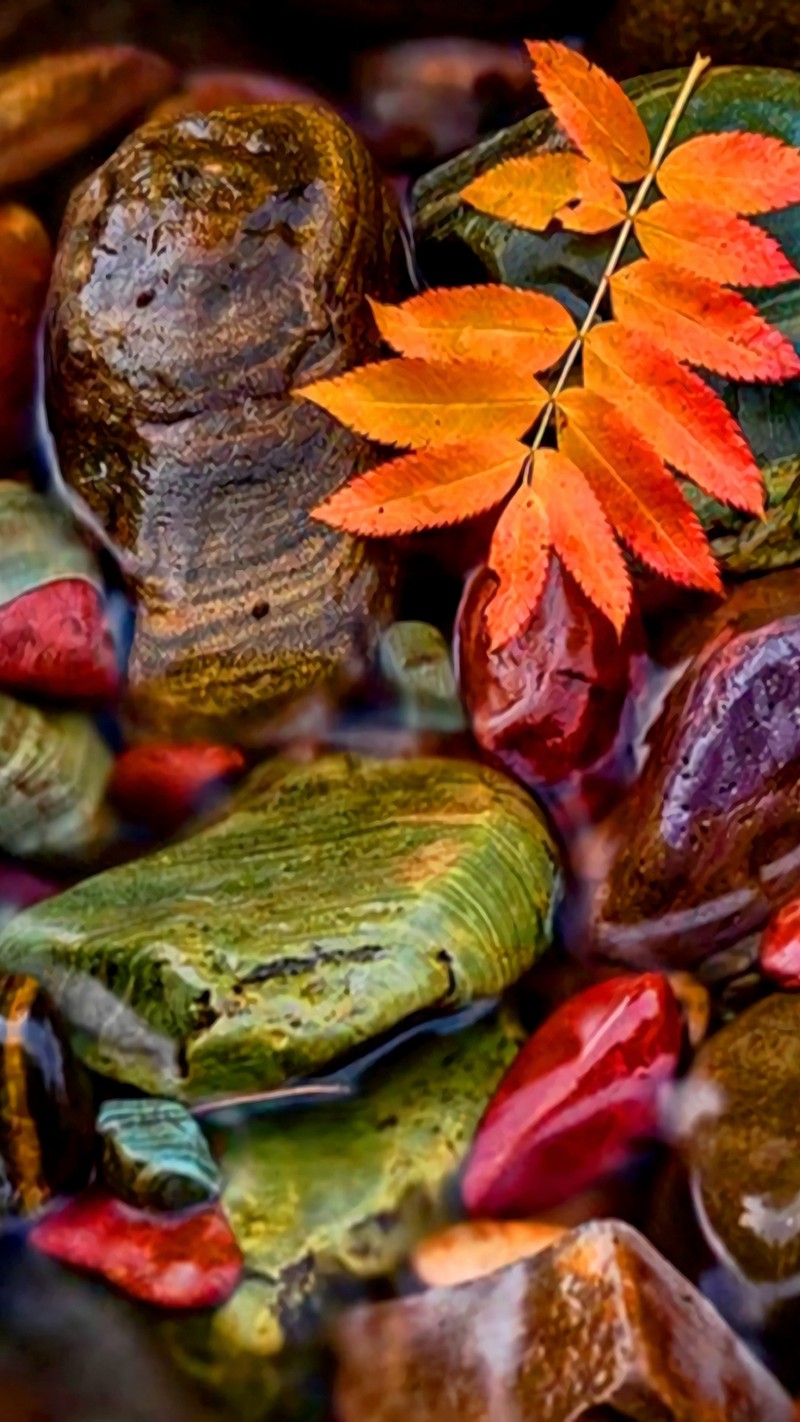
[525,50,711,479]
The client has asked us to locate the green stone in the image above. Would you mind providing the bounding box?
[160,1009,520,1417]
[412,67,800,497]
[0,755,559,1098]
[97,1098,221,1210]
[0,483,102,606]
[0,694,112,860]
[379,621,465,731]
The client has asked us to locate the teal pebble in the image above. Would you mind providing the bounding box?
[97,1098,221,1211]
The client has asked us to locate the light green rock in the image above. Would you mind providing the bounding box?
[97,1098,221,1210]
[0,754,559,1098]
[161,1010,520,1418]
[379,621,465,731]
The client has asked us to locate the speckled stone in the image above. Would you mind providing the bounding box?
[335,1219,794,1421]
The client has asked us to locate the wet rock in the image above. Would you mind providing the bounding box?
[0,973,94,1214]
[457,559,634,786]
[97,1099,221,1211]
[411,69,800,485]
[47,104,406,734]
[0,755,560,1097]
[667,970,711,1048]
[0,483,118,701]
[588,573,800,968]
[334,1218,793,1422]
[411,1218,565,1288]
[354,39,536,171]
[593,0,800,76]
[0,207,49,465]
[30,1190,242,1309]
[759,901,800,989]
[462,973,681,1217]
[686,459,800,580]
[160,1011,520,1411]
[379,621,465,732]
[0,692,112,860]
[0,47,176,189]
[685,993,800,1296]
[109,742,245,834]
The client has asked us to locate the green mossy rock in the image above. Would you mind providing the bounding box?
[161,1010,520,1418]
[0,755,559,1098]
[412,66,800,563]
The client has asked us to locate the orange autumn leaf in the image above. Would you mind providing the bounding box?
[634,199,799,287]
[658,131,800,214]
[368,286,576,370]
[611,259,800,381]
[299,358,547,447]
[526,39,650,182]
[485,485,550,649]
[312,438,525,534]
[535,448,631,632]
[462,151,626,235]
[583,323,763,513]
[556,388,722,592]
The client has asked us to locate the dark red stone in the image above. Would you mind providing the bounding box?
[760,899,800,988]
[456,559,634,787]
[0,579,119,701]
[110,742,246,831]
[462,973,682,1217]
[30,1190,242,1309]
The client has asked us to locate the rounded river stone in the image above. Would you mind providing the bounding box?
[159,1010,521,1418]
[97,1098,221,1211]
[0,754,560,1098]
[686,993,800,1296]
[47,103,405,733]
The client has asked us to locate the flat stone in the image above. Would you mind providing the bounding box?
[160,1011,520,1409]
[98,1099,221,1211]
[335,1219,794,1421]
[0,755,559,1097]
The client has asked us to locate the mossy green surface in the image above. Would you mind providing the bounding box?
[160,1010,520,1418]
[0,754,559,1097]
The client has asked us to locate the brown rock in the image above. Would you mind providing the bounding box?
[411,1219,565,1288]
[0,47,176,190]
[593,0,800,76]
[0,204,49,462]
[335,1219,794,1421]
[47,104,405,733]
[150,70,323,124]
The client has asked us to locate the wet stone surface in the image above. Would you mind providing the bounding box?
[47,102,407,734]
[0,754,560,1097]
[97,1099,222,1211]
[334,1218,794,1421]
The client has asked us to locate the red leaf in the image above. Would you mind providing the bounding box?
[611,259,800,381]
[30,1191,242,1309]
[634,200,799,287]
[313,439,525,535]
[368,286,576,370]
[534,447,631,633]
[583,323,764,514]
[526,40,650,182]
[658,132,800,214]
[462,973,682,1216]
[556,387,722,592]
[299,358,546,447]
[485,484,550,650]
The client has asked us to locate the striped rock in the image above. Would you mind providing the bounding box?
[98,1098,221,1211]
[0,755,560,1097]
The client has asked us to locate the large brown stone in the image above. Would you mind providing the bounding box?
[47,104,405,733]
[334,1219,793,1421]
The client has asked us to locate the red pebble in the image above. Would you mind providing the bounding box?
[30,1190,242,1309]
[456,559,634,787]
[111,742,245,831]
[462,973,682,1218]
[759,899,800,988]
[0,579,119,700]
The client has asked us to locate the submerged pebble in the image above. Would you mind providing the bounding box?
[0,207,50,465]
[98,1099,221,1211]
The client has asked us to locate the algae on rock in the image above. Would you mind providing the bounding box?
[0,755,559,1098]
